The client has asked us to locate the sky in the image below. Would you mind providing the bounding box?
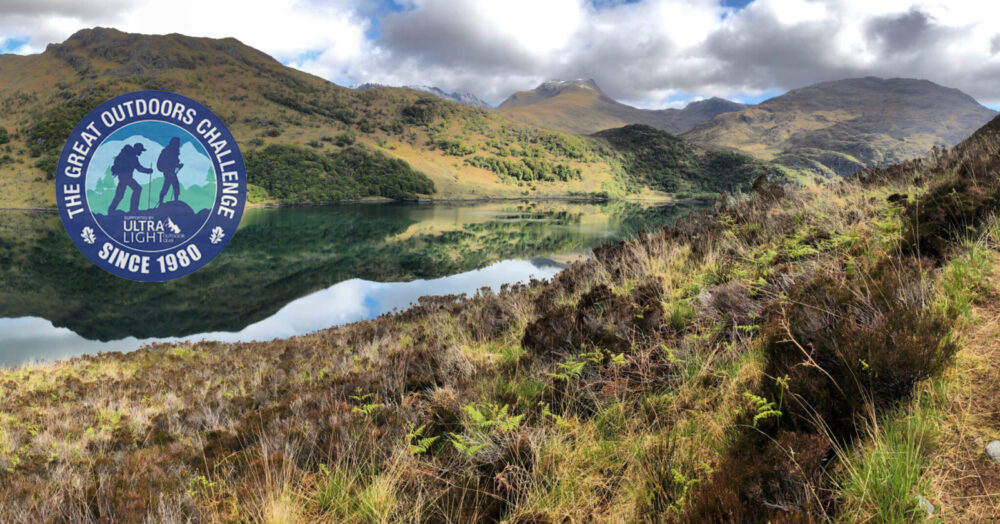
[2,0,1000,109]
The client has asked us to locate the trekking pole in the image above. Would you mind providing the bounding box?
[174,165,181,202]
[147,171,152,210]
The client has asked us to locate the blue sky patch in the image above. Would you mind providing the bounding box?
[731,89,780,105]
[634,87,778,109]
[1,36,30,54]
[296,49,324,63]
[358,0,412,40]
[720,0,754,9]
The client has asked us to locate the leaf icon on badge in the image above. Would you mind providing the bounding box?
[81,226,96,244]
[209,226,225,244]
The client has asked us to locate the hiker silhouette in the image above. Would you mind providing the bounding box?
[108,143,153,214]
[157,137,184,206]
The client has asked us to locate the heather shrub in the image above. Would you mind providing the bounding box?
[761,257,956,439]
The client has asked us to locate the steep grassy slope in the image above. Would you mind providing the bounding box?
[0,29,650,207]
[684,76,997,177]
[497,79,746,135]
[1,112,997,522]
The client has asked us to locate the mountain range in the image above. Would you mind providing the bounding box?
[0,28,635,206]
[683,76,998,176]
[0,27,996,208]
[0,28,776,208]
[494,77,996,176]
[498,79,748,134]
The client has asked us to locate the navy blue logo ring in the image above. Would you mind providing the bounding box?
[55,90,246,282]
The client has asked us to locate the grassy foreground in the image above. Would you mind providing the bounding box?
[2,116,1000,522]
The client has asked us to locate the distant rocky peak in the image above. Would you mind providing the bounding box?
[683,97,748,112]
[405,85,492,108]
[350,82,490,108]
[350,82,386,90]
[536,78,603,94]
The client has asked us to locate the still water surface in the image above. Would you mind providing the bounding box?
[0,200,702,365]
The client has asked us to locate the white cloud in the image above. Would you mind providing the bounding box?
[3,0,1000,106]
[299,0,1000,106]
[1,0,370,63]
[117,0,369,62]
[764,0,828,25]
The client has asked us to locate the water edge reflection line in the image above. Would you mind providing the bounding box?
[0,258,562,366]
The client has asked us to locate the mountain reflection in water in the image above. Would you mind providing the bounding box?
[0,200,704,365]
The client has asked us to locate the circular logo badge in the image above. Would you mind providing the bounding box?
[55,91,246,282]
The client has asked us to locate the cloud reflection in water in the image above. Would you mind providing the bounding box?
[0,259,561,366]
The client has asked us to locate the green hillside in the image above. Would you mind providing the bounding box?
[593,124,785,195]
[0,28,664,208]
[244,145,434,203]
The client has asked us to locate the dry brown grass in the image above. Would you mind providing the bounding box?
[924,254,1000,521]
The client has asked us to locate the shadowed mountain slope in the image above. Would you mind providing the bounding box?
[683,76,997,176]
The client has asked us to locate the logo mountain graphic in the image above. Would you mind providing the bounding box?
[166,217,181,234]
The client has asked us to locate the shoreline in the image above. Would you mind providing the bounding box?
[0,197,701,367]
[0,194,714,212]
[0,255,573,369]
